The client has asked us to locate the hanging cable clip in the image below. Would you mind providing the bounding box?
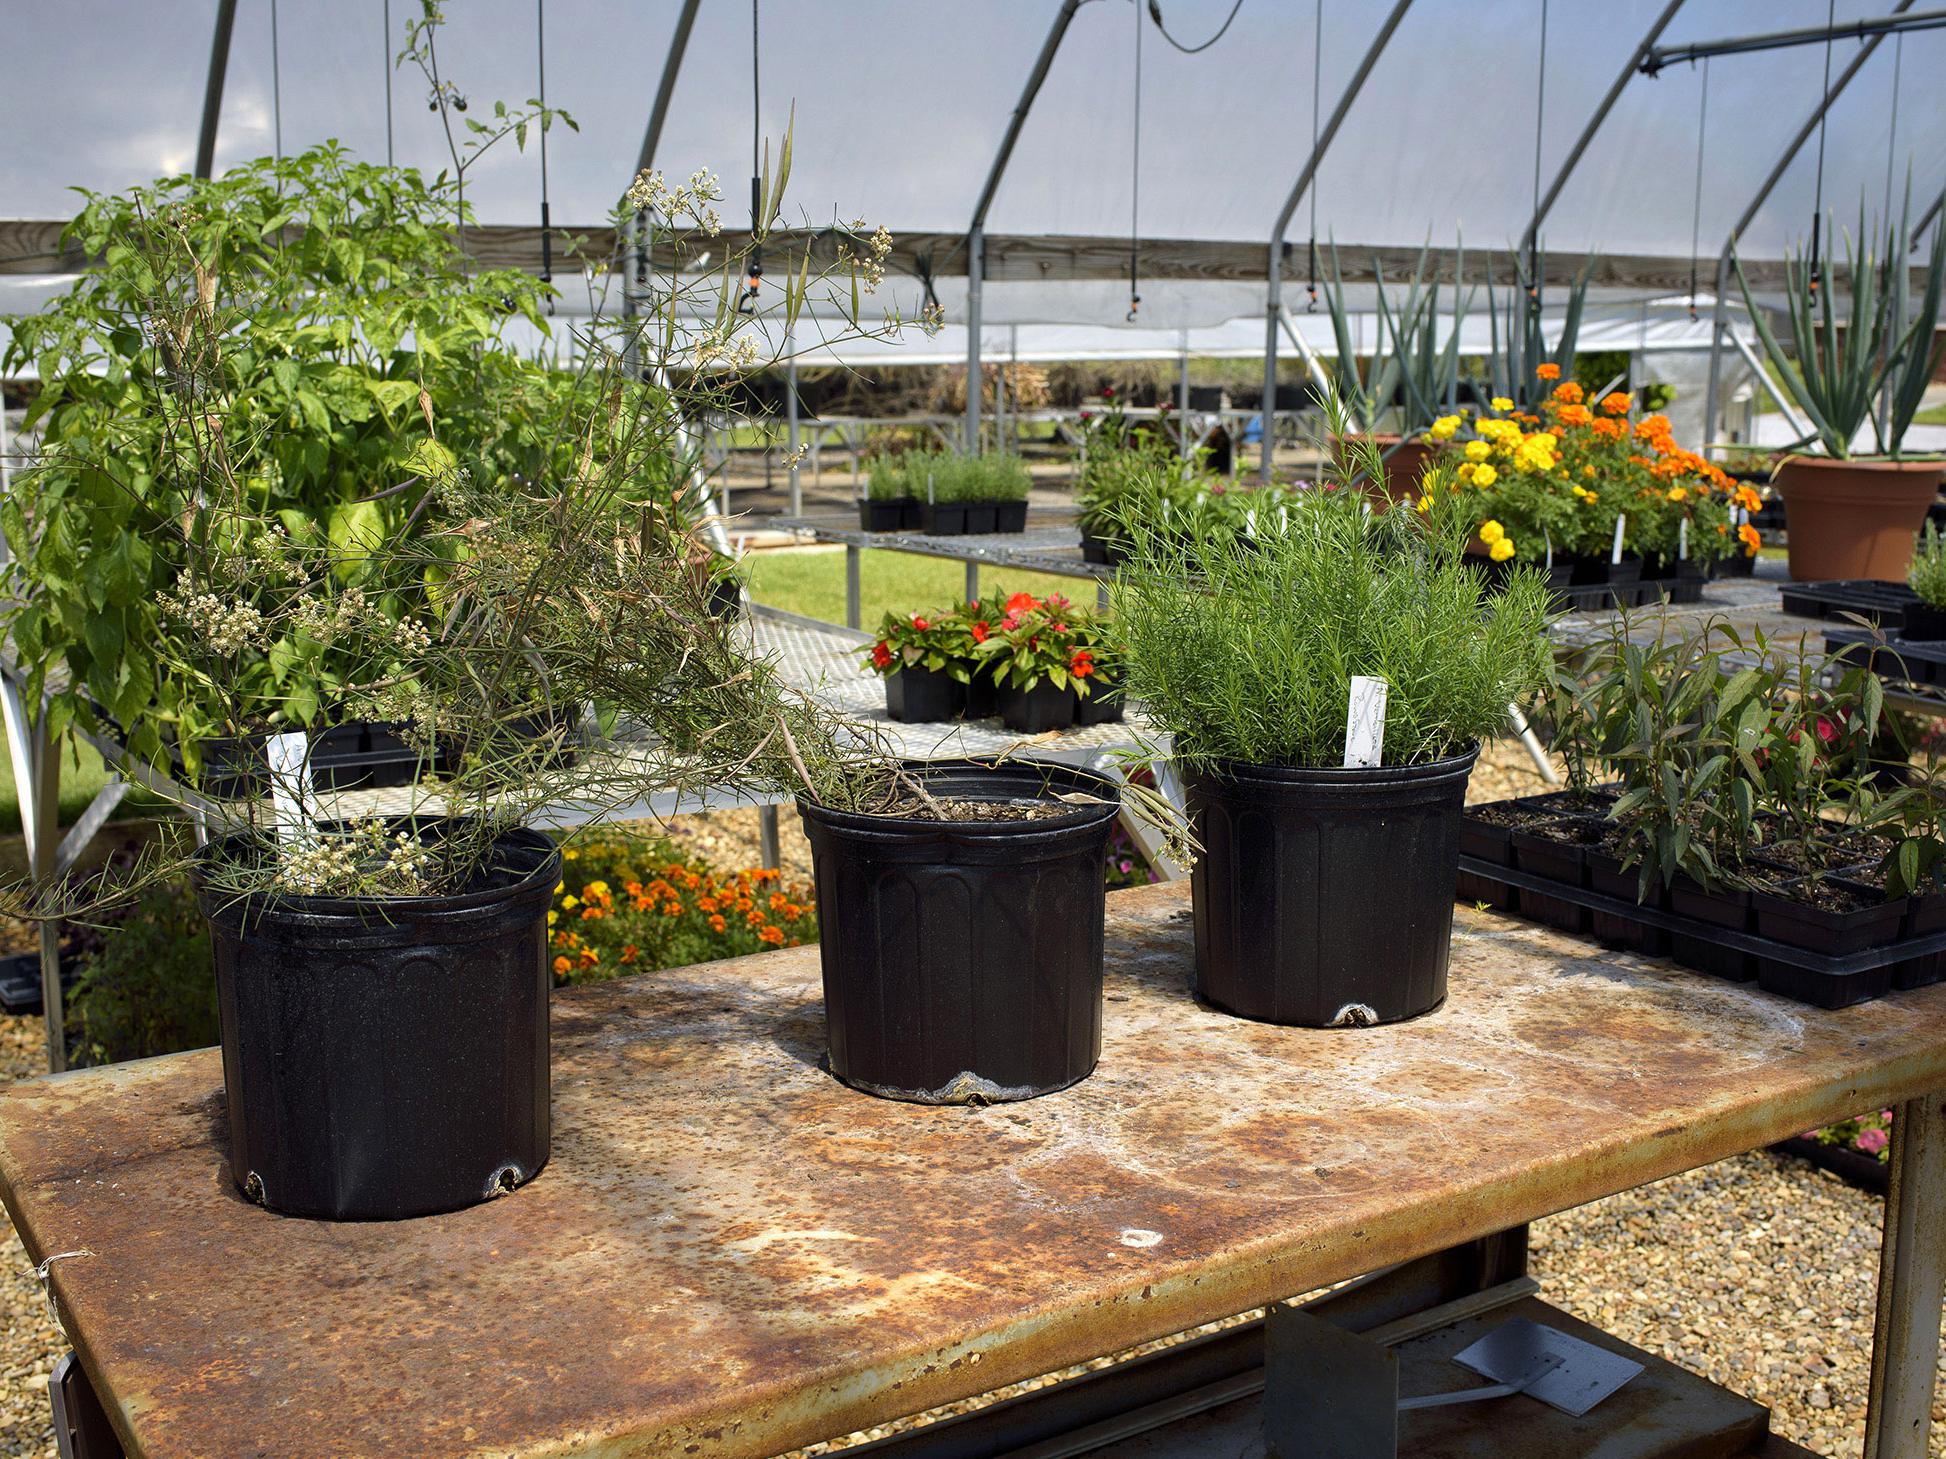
[739,261,763,315]
[1126,293,1141,324]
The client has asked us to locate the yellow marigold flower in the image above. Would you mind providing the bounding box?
[547,910,558,926]
[1415,494,1432,513]
[563,849,578,860]
[1491,396,1514,412]
[1666,486,1687,503]
[1428,414,1461,441]
[1463,440,1490,462]
[561,895,579,910]
[1455,462,1476,485]
[1473,464,1497,487]
[1489,537,1516,562]
[1479,519,1506,545]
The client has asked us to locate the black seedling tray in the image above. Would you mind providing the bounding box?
[0,953,62,1016]
[1779,579,1916,623]
[1459,855,1944,1008]
[1545,581,1662,612]
[1825,627,1946,688]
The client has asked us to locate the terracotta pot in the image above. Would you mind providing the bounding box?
[1334,433,1434,506]
[1775,455,1944,581]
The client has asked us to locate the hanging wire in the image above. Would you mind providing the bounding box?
[1527,0,1547,304]
[1686,59,1710,322]
[1809,0,1835,302]
[739,0,763,314]
[1127,0,1142,322]
[270,0,284,161]
[382,0,395,166]
[1305,0,1323,312]
[1145,0,1245,54]
[537,0,553,313]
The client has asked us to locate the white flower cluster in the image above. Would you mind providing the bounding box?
[291,587,371,647]
[837,222,894,292]
[209,528,304,586]
[161,576,266,657]
[689,328,762,371]
[391,618,434,657]
[272,818,436,897]
[625,167,722,234]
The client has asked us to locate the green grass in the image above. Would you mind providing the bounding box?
[742,547,1095,628]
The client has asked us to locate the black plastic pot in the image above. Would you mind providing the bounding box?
[998,680,1078,733]
[884,667,966,723]
[1752,877,1906,955]
[1645,556,1708,605]
[1508,819,1595,934]
[1585,843,1671,956]
[707,576,743,621]
[198,823,559,1220]
[1074,675,1125,725]
[1669,876,1754,980]
[964,502,999,535]
[1080,531,1127,566]
[923,502,968,535]
[1904,601,1946,641]
[995,500,1029,533]
[1185,748,1477,1026]
[859,498,917,532]
[798,759,1119,1103]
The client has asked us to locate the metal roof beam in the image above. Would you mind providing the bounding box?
[1644,6,1946,75]
[194,0,240,180]
[1261,0,1416,480]
[633,0,702,184]
[1519,0,1687,264]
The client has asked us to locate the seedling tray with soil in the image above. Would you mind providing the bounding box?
[1778,579,1916,623]
[1825,627,1946,687]
[1460,794,1939,1008]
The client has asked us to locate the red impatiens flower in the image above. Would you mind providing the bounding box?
[911,614,930,630]
[970,620,990,643]
[1005,592,1040,615]
[871,642,893,669]
[1102,385,1116,399]
[1070,649,1095,679]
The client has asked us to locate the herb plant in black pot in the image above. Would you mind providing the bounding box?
[1906,522,1946,640]
[1110,422,1553,1026]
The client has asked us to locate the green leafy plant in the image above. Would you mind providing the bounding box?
[1910,521,1946,607]
[1734,192,1946,459]
[863,608,982,681]
[979,590,1105,698]
[66,875,218,1065]
[1109,402,1554,769]
[1321,238,1469,434]
[1478,252,1593,408]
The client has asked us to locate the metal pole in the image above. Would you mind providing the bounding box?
[845,544,862,630]
[1862,1092,1946,1459]
[1518,0,1687,263]
[757,805,781,871]
[1262,0,1419,482]
[965,0,1085,455]
[633,0,702,180]
[194,0,240,179]
[786,338,801,517]
[1178,330,1192,458]
[1645,6,1946,73]
[965,561,980,604]
[1702,0,1917,448]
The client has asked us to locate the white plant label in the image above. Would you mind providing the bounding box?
[1610,513,1627,566]
[926,471,935,505]
[265,731,311,846]
[1678,516,1689,561]
[1544,530,1554,571]
[1344,676,1388,769]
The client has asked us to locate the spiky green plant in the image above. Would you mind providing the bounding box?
[1479,251,1592,406]
[1320,238,1469,435]
[1734,192,1946,460]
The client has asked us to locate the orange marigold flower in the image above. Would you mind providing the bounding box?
[746,908,767,925]
[1601,391,1631,415]
[620,944,639,964]
[1739,521,1762,555]
[1535,362,1561,381]
[662,901,681,917]
[708,914,728,933]
[580,906,603,920]
[1634,414,1671,439]
[684,873,700,890]
[552,955,571,974]
[759,925,785,946]
[698,896,718,914]
[1551,380,1584,404]
[1556,403,1592,427]
[769,892,787,910]
[1590,417,1623,439]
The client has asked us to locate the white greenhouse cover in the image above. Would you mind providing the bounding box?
[4,0,1941,365]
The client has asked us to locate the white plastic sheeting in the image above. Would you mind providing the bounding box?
[6,0,1943,265]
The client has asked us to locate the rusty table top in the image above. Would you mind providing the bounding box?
[7,882,1946,1459]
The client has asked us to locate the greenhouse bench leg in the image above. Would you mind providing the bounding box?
[1862,1091,1946,1459]
[50,1353,122,1459]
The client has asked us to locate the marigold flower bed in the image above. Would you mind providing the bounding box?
[548,838,818,984]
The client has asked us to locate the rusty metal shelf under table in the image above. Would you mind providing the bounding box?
[5,884,1946,1458]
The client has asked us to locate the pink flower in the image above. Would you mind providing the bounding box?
[1857,1127,1889,1155]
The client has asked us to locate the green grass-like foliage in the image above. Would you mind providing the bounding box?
[869,450,1030,503]
[1912,522,1946,609]
[1109,428,1554,770]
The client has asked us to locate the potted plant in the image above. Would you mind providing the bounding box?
[862,609,977,722]
[1906,522,1946,640]
[1077,404,1203,561]
[1734,196,1946,581]
[859,454,922,532]
[979,591,1102,733]
[1111,415,1553,1025]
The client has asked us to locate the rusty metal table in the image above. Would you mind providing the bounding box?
[4,883,1946,1458]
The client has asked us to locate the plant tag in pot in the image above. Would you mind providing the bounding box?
[1344,676,1388,769]
[1610,512,1627,566]
[1679,516,1689,562]
[265,731,312,845]
[927,471,935,505]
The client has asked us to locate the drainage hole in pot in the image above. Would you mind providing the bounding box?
[484,1163,525,1198]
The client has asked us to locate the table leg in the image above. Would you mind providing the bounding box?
[758,805,781,871]
[965,561,979,605]
[846,545,862,631]
[1863,1092,1946,1459]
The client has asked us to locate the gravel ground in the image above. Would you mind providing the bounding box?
[0,741,1928,1457]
